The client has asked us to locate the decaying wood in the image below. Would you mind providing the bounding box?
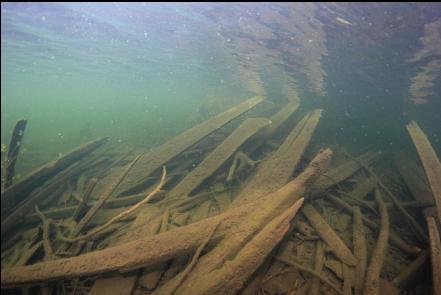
[275,256,342,295]
[35,206,54,260]
[392,250,429,288]
[426,216,441,295]
[363,189,389,295]
[328,194,420,255]
[165,117,271,201]
[302,204,357,266]
[60,167,166,242]
[117,96,264,195]
[2,119,27,189]
[308,240,325,295]
[407,121,441,223]
[233,109,322,206]
[153,221,220,295]
[311,151,380,196]
[175,198,305,295]
[1,156,105,236]
[0,149,332,288]
[1,137,108,218]
[353,206,367,295]
[348,153,428,243]
[68,154,142,239]
[71,177,98,222]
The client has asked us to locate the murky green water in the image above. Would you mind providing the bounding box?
[2,3,440,174]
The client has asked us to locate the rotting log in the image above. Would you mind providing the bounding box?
[1,137,108,218]
[122,118,270,243]
[302,204,357,266]
[117,96,264,195]
[406,120,441,221]
[353,206,367,295]
[310,151,381,196]
[67,155,142,239]
[392,250,429,289]
[165,117,271,201]
[363,189,389,295]
[308,240,325,295]
[233,109,322,206]
[3,119,27,189]
[1,156,107,237]
[174,149,332,293]
[173,198,305,295]
[0,149,332,288]
[328,194,419,255]
[426,217,441,295]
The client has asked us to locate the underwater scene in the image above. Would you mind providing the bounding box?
[1,2,441,295]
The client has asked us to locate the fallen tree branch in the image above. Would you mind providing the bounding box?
[58,166,166,242]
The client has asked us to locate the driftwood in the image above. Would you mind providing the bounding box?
[407,120,441,221]
[275,256,342,295]
[392,250,429,288]
[0,149,332,288]
[302,204,357,266]
[328,195,419,255]
[363,189,389,295]
[165,117,270,201]
[174,198,304,295]
[1,156,107,236]
[59,166,166,242]
[67,154,142,239]
[233,109,322,206]
[117,96,264,195]
[153,221,220,295]
[1,137,108,218]
[308,240,325,295]
[2,119,27,189]
[353,206,367,295]
[71,177,98,222]
[426,217,441,295]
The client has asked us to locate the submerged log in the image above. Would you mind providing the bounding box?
[1,137,108,218]
[3,119,27,189]
[406,120,441,221]
[353,206,367,295]
[0,149,332,288]
[363,189,389,295]
[1,156,107,236]
[233,109,322,206]
[166,117,270,200]
[174,198,305,295]
[117,96,264,195]
[302,204,357,266]
[426,217,441,295]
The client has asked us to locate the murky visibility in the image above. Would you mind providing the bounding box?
[1,3,440,295]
